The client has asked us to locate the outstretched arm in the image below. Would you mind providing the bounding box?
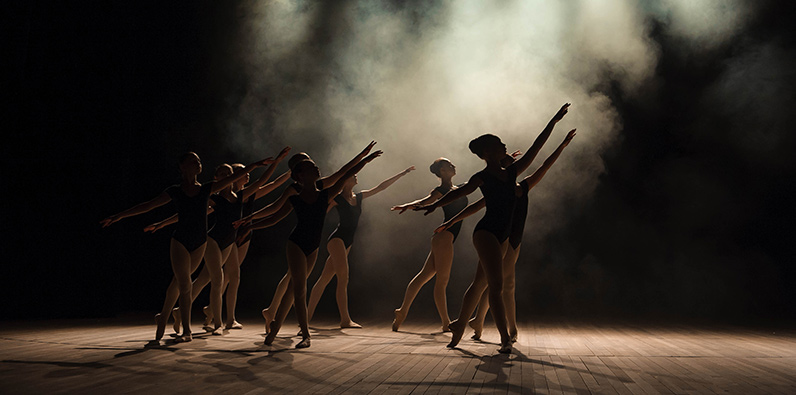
[239,185,295,225]
[246,202,294,231]
[521,129,576,191]
[239,147,291,201]
[319,141,377,189]
[211,157,275,194]
[360,166,415,199]
[415,174,482,216]
[434,198,485,234]
[100,191,171,228]
[252,171,291,200]
[144,205,214,233]
[391,189,443,214]
[513,103,570,175]
[326,151,382,201]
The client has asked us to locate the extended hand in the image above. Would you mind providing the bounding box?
[553,103,570,122]
[414,204,437,216]
[100,215,119,228]
[562,129,577,145]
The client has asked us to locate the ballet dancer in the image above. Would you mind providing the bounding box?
[306,166,415,328]
[100,152,273,342]
[390,158,469,332]
[240,142,379,332]
[241,148,381,348]
[418,103,572,353]
[437,129,575,343]
[153,147,290,333]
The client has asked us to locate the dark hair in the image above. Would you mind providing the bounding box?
[290,160,315,181]
[468,134,502,158]
[429,158,450,177]
[288,152,311,171]
[214,163,232,177]
[179,152,198,165]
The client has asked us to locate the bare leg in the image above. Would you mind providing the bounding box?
[265,242,316,347]
[204,238,231,333]
[430,231,454,331]
[472,231,511,353]
[328,241,359,328]
[307,252,336,322]
[393,247,437,331]
[223,244,243,329]
[503,244,520,341]
[165,240,205,342]
[263,272,290,333]
[447,263,487,348]
[470,291,489,340]
[172,256,212,332]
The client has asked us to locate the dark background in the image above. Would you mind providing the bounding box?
[3,1,794,325]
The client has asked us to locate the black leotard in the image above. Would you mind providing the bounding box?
[435,184,469,241]
[473,164,517,242]
[208,193,243,250]
[509,179,529,249]
[288,189,330,256]
[328,192,363,248]
[236,196,255,247]
[165,183,213,252]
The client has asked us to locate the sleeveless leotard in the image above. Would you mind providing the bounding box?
[508,179,529,249]
[473,164,517,242]
[165,183,213,252]
[435,184,469,242]
[236,196,255,246]
[287,189,330,256]
[328,192,363,248]
[208,193,243,250]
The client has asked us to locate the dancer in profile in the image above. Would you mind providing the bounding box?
[151,147,290,333]
[240,142,379,332]
[389,159,469,332]
[418,103,572,353]
[100,152,273,342]
[436,129,576,344]
[240,148,381,348]
[306,166,415,328]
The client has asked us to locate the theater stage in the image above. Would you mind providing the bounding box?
[1,317,793,394]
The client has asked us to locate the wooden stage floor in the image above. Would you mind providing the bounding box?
[1,317,793,394]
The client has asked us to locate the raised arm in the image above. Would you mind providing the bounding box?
[239,147,291,201]
[415,174,482,216]
[521,129,576,191]
[211,157,274,194]
[360,166,415,199]
[434,198,486,233]
[513,103,569,175]
[252,170,291,200]
[326,150,382,201]
[319,141,377,189]
[100,191,172,228]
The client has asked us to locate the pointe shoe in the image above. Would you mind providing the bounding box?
[171,308,181,333]
[202,306,212,327]
[392,309,405,332]
[155,313,167,341]
[226,321,243,330]
[498,342,512,354]
[262,309,273,333]
[468,318,483,340]
[211,326,224,336]
[341,321,362,329]
[446,320,465,348]
[264,322,279,345]
[175,333,193,343]
[295,337,311,349]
